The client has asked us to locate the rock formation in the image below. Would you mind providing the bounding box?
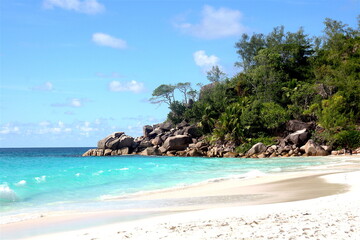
[83,120,336,158]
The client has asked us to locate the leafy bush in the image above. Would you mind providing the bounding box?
[213,102,244,143]
[311,129,336,146]
[260,102,289,129]
[318,95,355,131]
[167,101,187,124]
[334,130,360,149]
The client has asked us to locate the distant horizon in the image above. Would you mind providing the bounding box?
[1,0,359,148]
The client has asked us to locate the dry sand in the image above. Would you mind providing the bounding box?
[1,156,360,240]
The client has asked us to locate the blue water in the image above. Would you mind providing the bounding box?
[0,148,339,215]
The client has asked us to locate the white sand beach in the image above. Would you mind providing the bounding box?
[2,156,360,240]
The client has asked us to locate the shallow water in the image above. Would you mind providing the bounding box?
[0,147,341,216]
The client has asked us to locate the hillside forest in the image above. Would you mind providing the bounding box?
[150,17,360,152]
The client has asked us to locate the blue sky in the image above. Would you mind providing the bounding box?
[0,0,359,147]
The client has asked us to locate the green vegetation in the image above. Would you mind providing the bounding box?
[150,17,360,150]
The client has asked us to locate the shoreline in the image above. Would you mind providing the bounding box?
[1,156,359,239]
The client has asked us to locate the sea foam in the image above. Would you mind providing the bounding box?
[93,170,104,176]
[243,170,266,178]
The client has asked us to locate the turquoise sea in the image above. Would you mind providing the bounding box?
[0,147,341,218]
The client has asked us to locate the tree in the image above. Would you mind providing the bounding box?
[150,84,176,106]
[206,66,226,83]
[314,18,360,123]
[235,33,266,71]
[266,26,285,48]
[187,89,199,102]
[176,82,192,104]
[247,48,285,102]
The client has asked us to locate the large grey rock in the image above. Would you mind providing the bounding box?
[321,145,332,153]
[186,148,203,157]
[143,125,153,138]
[117,147,130,155]
[159,146,167,153]
[174,129,186,136]
[96,132,133,150]
[195,141,208,149]
[140,147,161,156]
[277,146,285,154]
[161,134,170,142]
[94,149,103,156]
[188,143,197,149]
[148,128,163,139]
[267,147,275,154]
[279,138,287,148]
[302,140,328,156]
[151,136,163,146]
[131,141,139,150]
[153,121,173,131]
[105,138,121,150]
[286,120,313,132]
[162,135,192,151]
[139,140,153,149]
[97,132,124,149]
[104,149,112,156]
[159,121,173,131]
[247,143,267,156]
[82,149,96,156]
[117,135,134,149]
[285,128,310,146]
[184,125,202,138]
[177,120,189,129]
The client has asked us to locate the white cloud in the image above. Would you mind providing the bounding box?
[77,121,99,136]
[109,80,145,93]
[92,33,127,49]
[43,0,105,14]
[31,81,53,91]
[58,121,65,128]
[36,121,70,134]
[0,119,125,146]
[39,121,51,127]
[193,50,223,73]
[70,98,82,107]
[176,5,246,39]
[0,124,20,135]
[193,50,219,67]
[51,98,88,108]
